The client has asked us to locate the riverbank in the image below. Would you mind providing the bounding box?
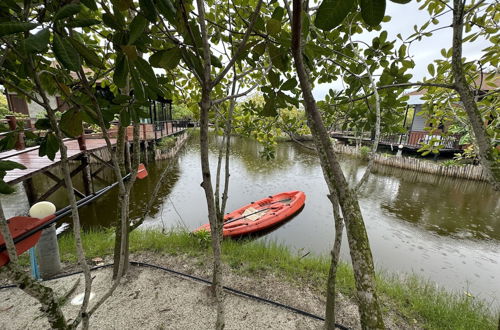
[32,229,499,329]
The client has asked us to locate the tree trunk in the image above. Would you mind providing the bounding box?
[0,262,68,329]
[324,193,344,330]
[200,88,225,330]
[0,189,67,329]
[30,63,93,328]
[291,1,385,328]
[451,0,500,191]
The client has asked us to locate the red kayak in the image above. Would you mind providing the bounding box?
[194,191,305,237]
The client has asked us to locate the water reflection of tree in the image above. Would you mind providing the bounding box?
[202,134,320,176]
[372,164,500,240]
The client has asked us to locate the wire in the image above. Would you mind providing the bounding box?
[0,261,349,330]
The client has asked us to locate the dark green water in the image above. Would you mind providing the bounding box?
[31,134,500,308]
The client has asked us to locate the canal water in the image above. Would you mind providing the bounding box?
[29,134,500,309]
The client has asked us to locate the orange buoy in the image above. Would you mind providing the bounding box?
[137,163,148,180]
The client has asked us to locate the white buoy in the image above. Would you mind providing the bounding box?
[396,144,403,157]
[29,201,56,219]
[30,201,61,279]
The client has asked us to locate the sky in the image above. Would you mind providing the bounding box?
[311,1,490,100]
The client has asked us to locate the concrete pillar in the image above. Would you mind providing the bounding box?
[30,202,61,279]
[35,224,61,279]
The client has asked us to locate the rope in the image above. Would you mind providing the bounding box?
[0,261,349,329]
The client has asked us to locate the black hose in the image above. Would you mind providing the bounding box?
[0,261,349,330]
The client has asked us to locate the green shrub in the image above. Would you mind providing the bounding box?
[441,159,460,167]
[157,136,177,150]
[360,145,371,160]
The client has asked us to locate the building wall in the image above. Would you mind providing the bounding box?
[410,105,426,131]
[27,95,57,119]
[6,92,57,119]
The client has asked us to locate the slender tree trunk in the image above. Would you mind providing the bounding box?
[324,193,344,330]
[451,0,499,191]
[291,1,385,328]
[195,0,226,327]
[0,262,68,329]
[30,62,93,328]
[200,88,225,330]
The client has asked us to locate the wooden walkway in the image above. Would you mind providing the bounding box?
[2,139,113,185]
[1,121,191,186]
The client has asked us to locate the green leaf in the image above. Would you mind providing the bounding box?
[272,7,285,20]
[135,57,159,89]
[211,55,223,68]
[262,98,277,117]
[68,37,105,69]
[20,28,50,53]
[120,109,131,127]
[121,45,138,61]
[67,19,101,28]
[1,0,21,13]
[39,133,60,161]
[128,15,148,45]
[139,0,157,23]
[102,13,122,30]
[315,0,355,31]
[156,0,177,25]
[149,48,181,70]
[0,160,26,171]
[60,108,83,137]
[252,42,266,56]
[54,4,82,21]
[114,55,129,88]
[0,181,15,195]
[268,70,280,88]
[181,48,204,78]
[427,63,435,76]
[268,44,287,72]
[112,0,133,11]
[81,0,98,10]
[0,22,38,37]
[266,19,281,35]
[360,0,386,27]
[35,118,52,130]
[281,77,297,91]
[52,33,81,71]
[130,65,146,101]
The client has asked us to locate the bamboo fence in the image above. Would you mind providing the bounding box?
[332,144,488,182]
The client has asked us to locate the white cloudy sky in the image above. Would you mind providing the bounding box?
[311,1,490,99]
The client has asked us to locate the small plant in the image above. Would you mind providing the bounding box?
[441,159,460,167]
[192,229,211,249]
[157,136,177,150]
[359,146,371,160]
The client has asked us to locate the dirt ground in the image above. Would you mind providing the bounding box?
[0,252,416,329]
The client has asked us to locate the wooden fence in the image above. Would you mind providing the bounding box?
[332,144,489,182]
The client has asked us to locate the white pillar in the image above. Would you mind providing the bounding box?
[30,202,61,279]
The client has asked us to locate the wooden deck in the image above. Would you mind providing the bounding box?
[330,132,462,152]
[2,123,189,185]
[2,139,113,185]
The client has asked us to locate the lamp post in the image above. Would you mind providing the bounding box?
[29,201,61,279]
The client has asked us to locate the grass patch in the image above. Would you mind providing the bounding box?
[57,229,497,329]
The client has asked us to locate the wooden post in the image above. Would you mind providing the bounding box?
[6,115,25,150]
[77,135,93,195]
[22,178,37,204]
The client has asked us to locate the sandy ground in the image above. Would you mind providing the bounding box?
[0,253,417,329]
